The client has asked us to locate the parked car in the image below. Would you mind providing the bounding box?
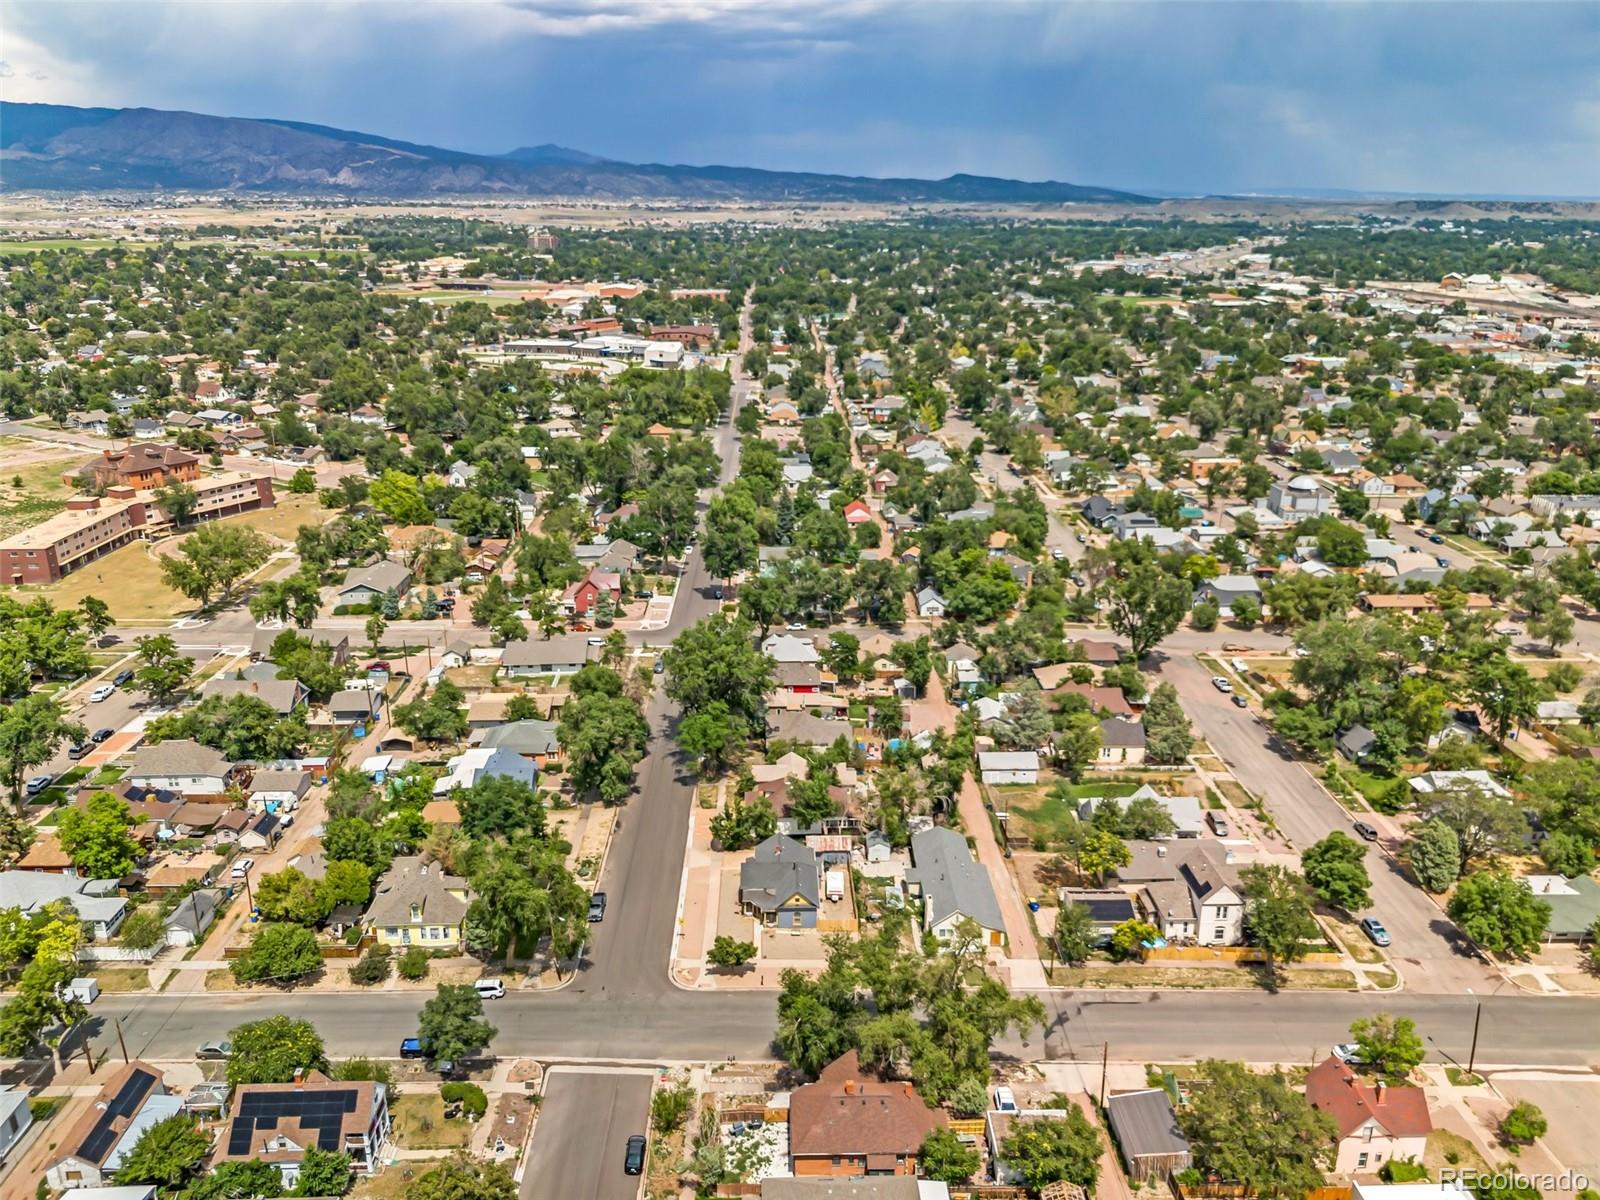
[1231,694,1248,708]
[25,774,54,796]
[586,637,606,646]
[1207,811,1230,837]
[90,727,114,744]
[1211,676,1232,693]
[589,892,608,923]
[196,1040,232,1060]
[1429,534,1446,545]
[399,1037,427,1059]
[113,669,135,687]
[474,978,506,1000]
[1353,821,1379,841]
[653,659,665,675]
[785,622,807,631]
[231,858,255,878]
[1436,556,1451,568]
[1360,916,1391,947]
[1332,1042,1368,1065]
[89,684,115,703]
[993,1086,1018,1113]
[67,742,91,760]
[624,1135,647,1176]
[1050,548,1066,561]
[712,586,724,600]
[1498,625,1523,637]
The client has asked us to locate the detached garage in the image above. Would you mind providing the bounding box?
[978,751,1039,786]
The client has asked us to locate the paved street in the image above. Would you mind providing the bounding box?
[522,1069,652,1200]
[81,987,1599,1069]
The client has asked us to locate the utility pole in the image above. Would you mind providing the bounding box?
[1100,1042,1109,1107]
[1467,1000,1482,1077]
[79,1029,97,1076]
[114,1017,130,1065]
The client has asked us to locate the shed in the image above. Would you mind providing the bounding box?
[1105,1088,1192,1183]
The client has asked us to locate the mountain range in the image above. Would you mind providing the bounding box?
[0,102,1148,203]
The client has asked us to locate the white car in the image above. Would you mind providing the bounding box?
[475,978,506,1000]
[231,858,255,878]
[785,622,807,631]
[1211,676,1233,693]
[1498,625,1523,637]
[89,684,116,703]
[1331,1042,1367,1065]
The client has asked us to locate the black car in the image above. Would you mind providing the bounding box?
[1353,821,1380,841]
[113,669,135,687]
[588,892,607,923]
[624,1134,646,1176]
[90,727,115,744]
[712,586,724,600]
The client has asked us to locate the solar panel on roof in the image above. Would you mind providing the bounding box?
[79,1125,118,1164]
[227,1123,255,1155]
[108,1070,157,1118]
[317,1126,341,1149]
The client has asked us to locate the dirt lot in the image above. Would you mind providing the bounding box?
[0,442,81,539]
[1491,1078,1600,1187]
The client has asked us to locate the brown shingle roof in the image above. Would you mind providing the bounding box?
[788,1051,946,1161]
[1305,1056,1432,1140]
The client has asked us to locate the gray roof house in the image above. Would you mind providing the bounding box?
[163,889,221,946]
[248,768,312,807]
[197,676,308,715]
[739,835,820,928]
[904,826,1006,947]
[0,872,127,939]
[363,857,472,947]
[124,740,235,797]
[336,561,412,605]
[1105,1089,1192,1184]
[477,719,561,757]
[1192,575,1261,617]
[501,635,599,677]
[1337,725,1378,761]
[329,689,381,725]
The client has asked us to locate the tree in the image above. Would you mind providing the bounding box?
[134,633,193,704]
[1078,829,1130,884]
[118,908,165,951]
[249,570,322,628]
[707,935,756,969]
[1301,832,1372,912]
[1109,918,1160,961]
[1102,561,1190,659]
[702,492,760,581]
[1414,783,1529,865]
[405,1155,517,1200]
[153,479,201,527]
[1177,1059,1336,1197]
[1447,870,1551,957]
[368,469,433,525]
[919,1127,981,1184]
[1241,864,1319,978]
[393,679,469,745]
[226,1017,329,1088]
[188,1160,286,1200]
[79,595,113,644]
[664,613,774,730]
[56,792,138,879]
[231,923,323,986]
[1142,682,1194,764]
[417,984,497,1067]
[294,1147,353,1197]
[558,686,649,804]
[0,694,85,809]
[679,700,746,774]
[1499,1101,1547,1147]
[1349,1012,1426,1077]
[709,795,777,851]
[1408,817,1462,891]
[1053,901,1096,967]
[1467,657,1540,742]
[1000,1107,1101,1191]
[159,524,273,606]
[365,614,387,657]
[116,1111,209,1187]
[459,776,546,841]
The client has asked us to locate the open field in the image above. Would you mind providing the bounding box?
[19,539,185,619]
[0,238,127,255]
[391,1093,473,1150]
[0,446,82,539]
[998,779,1139,848]
[226,489,327,540]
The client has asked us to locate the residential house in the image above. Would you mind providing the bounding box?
[1097,718,1148,765]
[1266,475,1333,520]
[562,569,623,616]
[219,1073,391,1188]
[336,561,412,607]
[977,751,1038,786]
[1337,725,1379,763]
[249,769,311,811]
[238,812,282,852]
[1408,770,1511,800]
[1524,875,1600,943]
[1117,840,1245,947]
[68,444,201,491]
[914,587,947,619]
[249,626,349,662]
[328,688,380,726]
[163,889,220,946]
[1079,784,1203,838]
[431,746,538,796]
[124,740,236,800]
[364,857,472,949]
[1192,575,1261,617]
[763,633,821,664]
[1055,889,1138,943]
[787,1051,947,1178]
[46,1062,179,1189]
[501,635,600,677]
[1105,1089,1193,1184]
[1305,1055,1432,1175]
[739,835,820,928]
[766,710,844,751]
[904,825,1006,947]
[198,676,308,715]
[476,719,562,766]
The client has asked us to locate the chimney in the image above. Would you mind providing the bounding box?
[1374,1081,1386,1105]
[903,1083,914,1098]
[293,1067,304,1083]
[844,1080,857,1095]
[1156,845,1167,858]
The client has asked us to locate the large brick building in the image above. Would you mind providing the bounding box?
[1,471,274,585]
[66,444,201,491]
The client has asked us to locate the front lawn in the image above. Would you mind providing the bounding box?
[1003,780,1139,849]
[391,1093,473,1150]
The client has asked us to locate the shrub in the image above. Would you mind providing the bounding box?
[1381,1159,1430,1183]
[651,1080,695,1134]
[441,1081,488,1119]
[350,944,391,986]
[398,944,431,980]
[1499,1101,1547,1147]
[118,909,165,951]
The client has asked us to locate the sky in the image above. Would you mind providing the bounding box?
[4,0,1600,197]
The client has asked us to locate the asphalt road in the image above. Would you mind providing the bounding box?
[522,1069,652,1200]
[1160,651,1498,993]
[80,987,1600,1069]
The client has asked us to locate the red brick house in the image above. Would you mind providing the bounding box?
[562,569,623,616]
[787,1051,947,1177]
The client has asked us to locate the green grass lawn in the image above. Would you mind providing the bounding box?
[1003,780,1138,848]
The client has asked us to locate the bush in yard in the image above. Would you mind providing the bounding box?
[118,909,165,952]
[919,1126,981,1184]
[1499,1101,1547,1147]
[399,944,431,980]
[651,1080,695,1134]
[230,922,322,986]
[706,935,756,970]
[1381,1159,1430,1183]
[350,944,391,986]
[441,1081,488,1119]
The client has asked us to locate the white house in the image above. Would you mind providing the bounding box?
[123,740,235,798]
[0,1085,33,1162]
[761,633,821,664]
[432,746,538,796]
[978,751,1039,786]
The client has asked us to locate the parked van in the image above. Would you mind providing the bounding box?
[993,1086,1018,1113]
[474,978,506,1000]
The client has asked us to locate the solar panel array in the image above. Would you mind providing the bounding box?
[79,1069,158,1164]
[227,1088,361,1156]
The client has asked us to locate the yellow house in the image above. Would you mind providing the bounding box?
[363,857,471,950]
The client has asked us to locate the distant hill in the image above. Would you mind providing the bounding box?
[0,102,1149,203]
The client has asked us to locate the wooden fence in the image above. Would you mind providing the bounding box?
[1144,945,1342,965]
